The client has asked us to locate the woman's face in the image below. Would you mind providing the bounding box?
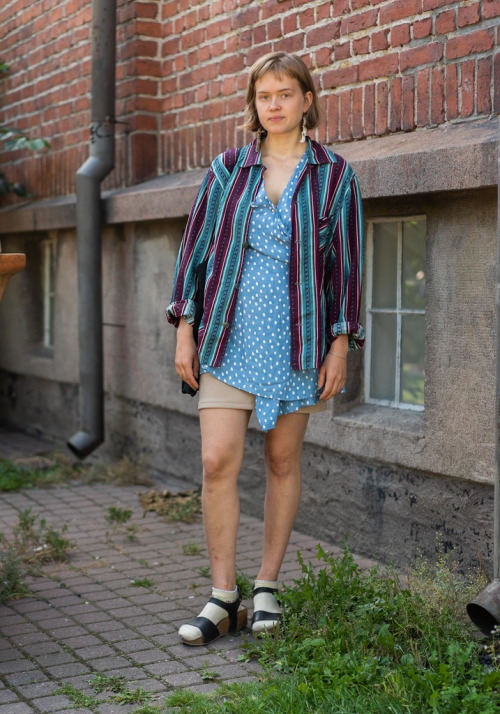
[254,72,312,139]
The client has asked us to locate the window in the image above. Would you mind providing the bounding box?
[41,239,56,349]
[365,217,426,410]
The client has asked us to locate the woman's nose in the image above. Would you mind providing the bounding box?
[270,96,281,109]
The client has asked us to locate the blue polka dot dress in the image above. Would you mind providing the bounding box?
[201,152,322,431]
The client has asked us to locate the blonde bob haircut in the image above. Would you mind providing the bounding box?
[242,52,321,133]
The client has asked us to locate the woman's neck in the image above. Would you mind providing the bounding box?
[260,130,306,160]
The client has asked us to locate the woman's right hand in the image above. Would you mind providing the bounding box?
[175,318,200,390]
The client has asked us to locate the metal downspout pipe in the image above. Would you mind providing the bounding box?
[67,0,117,459]
[466,118,500,633]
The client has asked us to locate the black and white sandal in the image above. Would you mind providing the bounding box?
[179,591,248,646]
[251,585,282,635]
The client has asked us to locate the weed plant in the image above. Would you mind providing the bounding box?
[0,454,153,492]
[0,508,73,603]
[0,457,65,490]
[11,508,73,565]
[130,577,155,588]
[106,506,133,526]
[235,570,253,600]
[0,546,30,603]
[164,546,500,714]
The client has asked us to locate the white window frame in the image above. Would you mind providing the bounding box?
[41,238,56,349]
[364,216,426,412]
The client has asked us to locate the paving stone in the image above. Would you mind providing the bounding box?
[21,641,62,657]
[36,651,78,667]
[45,662,91,677]
[0,689,19,704]
[0,658,37,674]
[4,670,48,686]
[12,681,59,699]
[59,635,102,649]
[7,631,49,647]
[96,666,147,680]
[11,599,49,614]
[73,645,116,659]
[0,624,40,637]
[0,647,22,662]
[0,703,35,713]
[164,670,204,687]
[205,662,254,679]
[127,648,167,664]
[113,639,152,654]
[144,659,187,676]
[47,626,90,640]
[32,694,74,711]
[85,656,131,672]
[97,628,137,643]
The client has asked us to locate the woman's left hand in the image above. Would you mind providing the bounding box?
[317,336,348,401]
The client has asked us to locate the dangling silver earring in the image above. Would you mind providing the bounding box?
[300,113,307,143]
[256,126,264,150]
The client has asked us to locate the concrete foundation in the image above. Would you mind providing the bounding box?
[0,370,493,573]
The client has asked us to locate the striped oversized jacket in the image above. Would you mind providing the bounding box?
[166,137,365,370]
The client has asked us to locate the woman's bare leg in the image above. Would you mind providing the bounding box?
[257,412,310,581]
[199,408,252,590]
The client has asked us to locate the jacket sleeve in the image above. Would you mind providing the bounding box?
[328,172,365,350]
[165,165,223,327]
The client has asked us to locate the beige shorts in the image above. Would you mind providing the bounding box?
[198,372,328,414]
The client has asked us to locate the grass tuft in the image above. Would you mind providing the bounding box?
[0,453,153,492]
[164,545,500,714]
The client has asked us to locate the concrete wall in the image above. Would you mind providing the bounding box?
[0,181,497,572]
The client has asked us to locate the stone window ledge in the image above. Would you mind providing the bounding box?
[333,402,424,435]
[0,118,497,235]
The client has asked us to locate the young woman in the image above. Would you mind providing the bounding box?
[166,52,364,646]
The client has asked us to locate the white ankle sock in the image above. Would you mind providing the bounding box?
[212,586,239,603]
[254,579,281,614]
[178,586,239,643]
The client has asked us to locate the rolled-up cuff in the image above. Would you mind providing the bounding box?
[331,321,365,350]
[165,299,197,327]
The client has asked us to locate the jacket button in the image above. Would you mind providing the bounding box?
[223,321,231,328]
[242,242,249,249]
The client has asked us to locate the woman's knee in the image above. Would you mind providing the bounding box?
[264,447,299,479]
[202,447,238,481]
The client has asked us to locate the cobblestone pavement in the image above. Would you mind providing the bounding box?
[0,430,377,713]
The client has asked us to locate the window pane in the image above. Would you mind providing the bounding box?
[370,313,397,401]
[400,315,425,406]
[372,222,398,309]
[402,220,426,310]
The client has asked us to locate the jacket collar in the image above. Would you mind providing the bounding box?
[238,137,336,168]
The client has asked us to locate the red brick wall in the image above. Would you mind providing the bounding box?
[0,0,163,198]
[1,0,498,198]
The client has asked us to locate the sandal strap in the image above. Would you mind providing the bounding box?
[253,586,278,595]
[207,594,242,631]
[189,616,221,643]
[252,610,282,624]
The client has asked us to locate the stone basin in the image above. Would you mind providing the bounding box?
[0,253,26,301]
